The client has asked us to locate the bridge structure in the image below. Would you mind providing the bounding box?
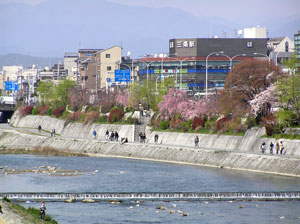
[1,192,300,202]
[0,103,15,122]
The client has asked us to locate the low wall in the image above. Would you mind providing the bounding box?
[0,129,299,177]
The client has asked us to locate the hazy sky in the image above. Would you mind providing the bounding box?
[1,0,299,57]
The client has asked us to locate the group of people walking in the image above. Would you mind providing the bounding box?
[105,130,120,142]
[261,141,285,155]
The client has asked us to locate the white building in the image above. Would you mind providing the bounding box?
[64,53,78,81]
[268,36,294,65]
[243,27,267,38]
[2,65,23,82]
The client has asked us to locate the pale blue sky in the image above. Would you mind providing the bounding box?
[1,0,299,57]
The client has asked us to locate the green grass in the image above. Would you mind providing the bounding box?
[151,128,245,136]
[2,199,57,223]
[262,134,300,140]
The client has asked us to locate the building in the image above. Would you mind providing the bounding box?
[268,36,294,65]
[77,49,101,90]
[295,30,300,71]
[95,46,122,91]
[169,38,268,58]
[243,27,267,38]
[77,47,122,91]
[137,38,267,94]
[64,53,78,81]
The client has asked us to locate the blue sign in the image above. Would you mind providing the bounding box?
[5,81,18,91]
[115,69,131,82]
[106,78,111,82]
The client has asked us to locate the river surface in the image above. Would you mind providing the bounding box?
[0,154,300,223]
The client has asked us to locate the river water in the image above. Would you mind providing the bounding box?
[0,154,300,223]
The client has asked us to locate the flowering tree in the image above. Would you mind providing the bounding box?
[115,89,129,107]
[158,88,216,120]
[249,85,278,117]
[158,88,189,120]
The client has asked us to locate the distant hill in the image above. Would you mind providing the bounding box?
[0,53,62,70]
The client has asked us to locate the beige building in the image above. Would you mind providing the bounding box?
[2,65,23,82]
[268,36,294,65]
[95,46,122,90]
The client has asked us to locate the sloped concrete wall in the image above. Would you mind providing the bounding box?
[145,126,243,151]
[11,115,300,156]
[0,129,299,177]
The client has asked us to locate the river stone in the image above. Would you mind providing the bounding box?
[82,199,95,203]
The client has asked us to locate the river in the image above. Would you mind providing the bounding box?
[0,154,300,223]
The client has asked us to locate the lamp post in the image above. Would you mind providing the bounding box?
[137,60,157,87]
[206,51,224,98]
[275,52,281,66]
[254,52,271,61]
[179,57,195,90]
[216,53,246,98]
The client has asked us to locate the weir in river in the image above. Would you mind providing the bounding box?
[1,191,300,202]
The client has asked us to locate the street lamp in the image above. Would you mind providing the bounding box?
[206,51,224,98]
[137,60,157,87]
[216,53,246,98]
[254,52,271,61]
[179,57,195,90]
[275,52,281,66]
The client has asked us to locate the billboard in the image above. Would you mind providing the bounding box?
[115,69,131,82]
[5,81,18,91]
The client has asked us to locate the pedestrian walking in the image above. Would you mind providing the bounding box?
[280,141,285,155]
[0,205,3,214]
[38,125,41,133]
[276,141,280,154]
[154,133,159,143]
[194,136,199,148]
[261,141,266,154]
[50,129,54,137]
[110,131,115,141]
[269,142,274,154]
[105,130,109,140]
[93,130,97,139]
[40,201,46,220]
[115,131,119,141]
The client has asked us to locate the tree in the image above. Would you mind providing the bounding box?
[219,59,282,117]
[36,81,55,104]
[53,80,76,108]
[115,89,129,107]
[69,86,90,110]
[249,84,278,117]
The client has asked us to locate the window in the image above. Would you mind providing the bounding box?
[247,41,253,48]
[106,54,110,58]
[107,66,112,71]
[285,41,289,52]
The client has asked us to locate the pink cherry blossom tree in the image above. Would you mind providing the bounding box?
[249,84,278,117]
[115,89,129,107]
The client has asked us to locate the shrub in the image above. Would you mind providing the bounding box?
[126,116,139,125]
[159,120,170,130]
[47,108,54,116]
[97,115,107,123]
[108,108,124,123]
[217,118,228,131]
[54,107,65,118]
[84,111,99,124]
[192,117,205,130]
[24,106,34,115]
[31,107,38,115]
[88,106,98,112]
[68,112,83,121]
[38,105,49,115]
[170,115,183,130]
[262,114,278,136]
[61,111,70,119]
[180,120,192,132]
[100,104,114,113]
[151,113,160,129]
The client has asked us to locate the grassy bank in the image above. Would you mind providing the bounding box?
[0,145,87,157]
[1,198,57,224]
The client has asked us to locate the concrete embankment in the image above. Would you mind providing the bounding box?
[0,126,300,177]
